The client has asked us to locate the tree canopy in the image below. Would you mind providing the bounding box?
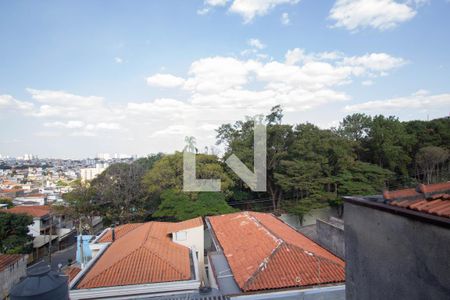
[0,211,33,254]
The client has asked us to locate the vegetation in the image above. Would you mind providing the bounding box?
[0,211,33,254]
[153,190,236,221]
[0,198,14,208]
[59,107,449,225]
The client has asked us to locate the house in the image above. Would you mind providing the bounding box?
[69,217,205,299]
[14,193,47,206]
[6,205,76,262]
[0,254,27,300]
[0,188,24,199]
[344,182,450,300]
[206,211,346,299]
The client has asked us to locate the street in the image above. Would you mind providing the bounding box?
[28,244,77,272]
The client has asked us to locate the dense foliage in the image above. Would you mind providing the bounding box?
[0,211,33,254]
[60,107,449,224]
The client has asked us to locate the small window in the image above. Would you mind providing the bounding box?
[175,231,187,241]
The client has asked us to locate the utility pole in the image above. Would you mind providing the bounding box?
[48,214,53,264]
[79,221,84,268]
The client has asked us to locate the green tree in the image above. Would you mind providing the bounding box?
[55,181,99,234]
[366,115,415,175]
[0,212,33,254]
[217,106,294,211]
[142,152,233,200]
[415,146,449,184]
[153,190,236,221]
[0,198,14,208]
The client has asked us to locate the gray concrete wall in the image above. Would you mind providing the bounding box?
[316,218,345,259]
[344,202,450,300]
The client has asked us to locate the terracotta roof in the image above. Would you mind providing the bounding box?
[77,218,203,289]
[96,218,203,243]
[0,254,24,272]
[6,205,50,218]
[384,182,450,218]
[65,265,82,282]
[167,217,203,233]
[207,212,345,292]
[97,223,143,243]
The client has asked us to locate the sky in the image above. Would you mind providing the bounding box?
[0,0,449,159]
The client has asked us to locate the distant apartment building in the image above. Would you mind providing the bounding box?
[69,218,204,299]
[344,182,450,300]
[80,163,108,181]
[206,211,346,299]
[0,254,27,300]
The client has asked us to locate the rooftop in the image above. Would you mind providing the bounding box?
[207,211,345,292]
[6,205,50,218]
[75,218,203,289]
[0,254,25,272]
[384,182,450,218]
[345,181,450,228]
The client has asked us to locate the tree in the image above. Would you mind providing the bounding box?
[338,113,372,142]
[416,146,449,184]
[0,198,14,208]
[55,180,99,235]
[366,115,415,175]
[0,212,33,254]
[285,198,325,226]
[153,189,236,221]
[142,152,233,200]
[217,106,294,211]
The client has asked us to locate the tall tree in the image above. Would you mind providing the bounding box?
[415,146,449,184]
[55,180,99,235]
[0,212,33,254]
[217,106,294,211]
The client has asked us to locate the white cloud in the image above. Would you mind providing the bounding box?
[114,57,123,64]
[362,80,374,86]
[205,0,229,6]
[329,0,418,31]
[344,90,450,112]
[146,50,405,114]
[230,0,300,23]
[0,94,34,111]
[197,7,211,15]
[44,120,85,129]
[247,38,266,49]
[199,0,301,23]
[146,73,186,88]
[281,12,290,25]
[6,47,408,153]
[341,53,406,75]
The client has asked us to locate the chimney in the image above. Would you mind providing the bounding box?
[111,224,115,242]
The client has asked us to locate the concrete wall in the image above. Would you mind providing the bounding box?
[172,225,205,281]
[0,256,27,299]
[316,218,345,259]
[345,202,450,300]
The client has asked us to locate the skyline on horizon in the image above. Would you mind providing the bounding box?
[1,0,450,159]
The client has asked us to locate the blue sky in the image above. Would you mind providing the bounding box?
[1,0,449,158]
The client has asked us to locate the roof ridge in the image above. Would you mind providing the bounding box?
[242,240,286,291]
[284,242,344,267]
[244,211,284,245]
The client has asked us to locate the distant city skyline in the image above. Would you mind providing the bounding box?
[1,1,450,158]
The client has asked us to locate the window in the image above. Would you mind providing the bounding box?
[175,231,187,241]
